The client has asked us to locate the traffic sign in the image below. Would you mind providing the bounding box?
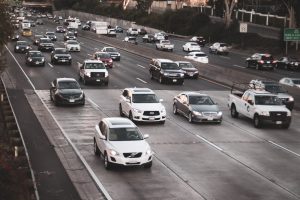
[239,23,248,33]
[284,28,300,41]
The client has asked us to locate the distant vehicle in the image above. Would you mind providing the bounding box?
[115,26,123,33]
[44,32,57,41]
[101,47,121,61]
[246,53,275,70]
[173,92,222,123]
[93,52,113,68]
[33,35,43,45]
[142,34,155,43]
[127,28,138,36]
[28,20,35,27]
[78,59,109,85]
[155,40,174,51]
[209,42,229,55]
[67,26,78,36]
[25,51,45,66]
[93,117,153,169]
[149,58,184,85]
[154,32,166,41]
[119,88,166,124]
[64,40,80,52]
[182,42,201,52]
[279,77,300,88]
[51,48,72,65]
[91,21,108,34]
[74,18,81,26]
[123,36,137,45]
[10,32,19,41]
[184,51,209,64]
[56,26,66,33]
[107,29,117,37]
[175,61,199,79]
[190,36,206,46]
[14,41,31,53]
[81,24,90,31]
[22,28,32,37]
[36,19,43,25]
[50,78,85,106]
[275,57,300,70]
[38,38,54,52]
[21,20,31,29]
[138,28,147,35]
[64,31,77,41]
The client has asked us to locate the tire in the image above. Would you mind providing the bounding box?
[104,153,112,170]
[188,112,193,123]
[254,114,262,128]
[144,161,152,168]
[50,92,53,101]
[230,104,239,118]
[119,104,124,117]
[159,76,164,84]
[281,122,290,129]
[150,72,154,80]
[129,111,135,123]
[83,78,87,85]
[94,139,100,156]
[173,104,178,115]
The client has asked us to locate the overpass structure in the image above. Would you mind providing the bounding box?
[22,0,53,10]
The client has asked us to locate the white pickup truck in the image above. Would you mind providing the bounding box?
[78,59,109,85]
[228,88,291,128]
[155,40,174,51]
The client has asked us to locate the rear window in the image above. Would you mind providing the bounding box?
[220,43,228,47]
[262,55,274,61]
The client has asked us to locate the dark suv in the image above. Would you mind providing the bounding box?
[149,58,184,85]
[246,53,275,70]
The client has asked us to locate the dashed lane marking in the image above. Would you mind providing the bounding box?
[137,64,146,69]
[48,63,54,68]
[136,78,147,83]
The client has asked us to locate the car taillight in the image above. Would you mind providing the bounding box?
[272,60,277,64]
[259,60,264,64]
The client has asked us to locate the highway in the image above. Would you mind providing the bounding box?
[3,18,300,200]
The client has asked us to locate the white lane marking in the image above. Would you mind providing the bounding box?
[80,42,84,45]
[87,54,92,57]
[136,78,147,83]
[137,64,146,69]
[5,45,36,90]
[233,64,246,68]
[48,63,54,68]
[268,141,300,158]
[220,56,230,59]
[196,135,223,151]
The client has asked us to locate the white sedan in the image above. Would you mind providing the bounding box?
[279,77,300,88]
[184,51,209,64]
[182,42,201,52]
[64,40,80,52]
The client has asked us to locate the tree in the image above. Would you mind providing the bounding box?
[224,0,237,28]
[135,0,153,14]
[280,0,297,28]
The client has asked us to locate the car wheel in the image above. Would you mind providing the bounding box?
[173,104,178,115]
[188,112,193,123]
[281,121,290,129]
[188,48,190,52]
[104,153,112,170]
[50,92,53,101]
[129,111,135,123]
[150,72,154,80]
[254,114,262,128]
[144,161,152,168]
[94,139,100,156]
[230,104,239,118]
[83,78,87,85]
[119,104,125,117]
[246,62,250,68]
[159,76,164,84]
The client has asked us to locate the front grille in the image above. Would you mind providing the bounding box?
[143,111,160,116]
[280,98,289,103]
[269,111,287,121]
[202,112,218,117]
[58,56,70,60]
[61,93,81,99]
[123,152,142,158]
[169,73,180,77]
[91,72,105,78]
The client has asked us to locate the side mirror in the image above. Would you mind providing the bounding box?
[143,134,149,139]
[159,99,163,102]
[248,100,253,105]
[99,134,106,140]
[125,98,131,103]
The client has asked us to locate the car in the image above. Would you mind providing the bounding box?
[173,92,222,123]
[67,27,78,36]
[10,32,19,41]
[64,40,80,52]
[78,59,109,85]
[246,53,275,70]
[142,34,155,43]
[25,50,45,66]
[50,78,85,106]
[93,52,113,68]
[138,28,147,35]
[58,16,63,20]
[123,36,137,45]
[56,26,66,33]
[154,32,166,41]
[182,42,201,52]
[36,19,43,25]
[249,80,294,110]
[115,26,123,33]
[119,88,166,123]
[22,28,32,37]
[107,29,117,37]
[127,28,138,36]
[38,38,54,52]
[51,48,72,65]
[275,57,300,70]
[279,77,300,88]
[64,31,77,41]
[44,32,57,41]
[93,117,153,169]
[155,40,174,51]
[81,24,90,31]
[209,42,229,55]
[29,20,36,27]
[149,58,185,85]
[54,18,60,24]
[184,51,209,64]
[190,36,206,46]
[33,34,43,45]
[14,41,31,53]
[47,14,53,19]
[41,14,46,18]
[101,47,121,61]
[175,61,199,79]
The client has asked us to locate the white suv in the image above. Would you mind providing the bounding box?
[94,117,153,169]
[126,28,138,36]
[119,88,166,124]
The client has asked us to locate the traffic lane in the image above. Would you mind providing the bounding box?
[84,89,300,199]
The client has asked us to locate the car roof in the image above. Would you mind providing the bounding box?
[181,91,208,96]
[57,77,76,82]
[103,117,136,128]
[125,88,154,94]
[155,58,173,63]
[84,59,103,63]
[247,89,274,95]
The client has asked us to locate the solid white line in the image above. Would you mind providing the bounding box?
[196,135,223,151]
[87,54,92,57]
[48,63,53,68]
[137,64,146,69]
[136,78,147,83]
[5,45,36,90]
[268,140,300,157]
[233,64,246,68]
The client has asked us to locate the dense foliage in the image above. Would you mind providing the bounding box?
[0,2,13,48]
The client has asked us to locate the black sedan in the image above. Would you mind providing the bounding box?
[50,78,85,106]
[44,32,57,41]
[175,61,199,79]
[14,41,31,53]
[51,48,72,65]
[173,92,222,123]
[25,51,45,66]
[275,57,300,70]
[56,26,66,33]
[38,38,54,52]
[142,34,155,43]
[190,36,206,47]
[81,24,90,31]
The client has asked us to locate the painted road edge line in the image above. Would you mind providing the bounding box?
[196,135,223,151]
[233,64,245,68]
[268,140,300,157]
[136,78,147,83]
[48,63,54,68]
[137,64,146,69]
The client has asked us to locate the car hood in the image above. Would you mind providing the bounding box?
[55,53,71,57]
[132,103,165,111]
[255,105,290,112]
[182,68,198,72]
[17,45,29,48]
[109,140,150,153]
[58,89,82,95]
[190,105,219,112]
[85,69,107,73]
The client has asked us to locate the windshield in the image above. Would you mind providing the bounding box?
[29,52,42,57]
[85,63,105,69]
[67,32,75,36]
[41,38,51,43]
[161,62,180,70]
[95,53,110,59]
[55,49,67,54]
[17,41,28,45]
[255,96,282,105]
[132,94,159,103]
[109,127,143,141]
[189,96,214,105]
[106,47,116,52]
[178,62,194,68]
[46,32,55,35]
[195,53,207,57]
[67,41,78,44]
[264,85,286,93]
[58,81,80,89]
[292,79,300,84]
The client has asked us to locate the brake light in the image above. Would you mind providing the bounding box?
[259,60,264,64]
[272,60,277,64]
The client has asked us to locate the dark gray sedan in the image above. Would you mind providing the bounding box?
[173,92,222,123]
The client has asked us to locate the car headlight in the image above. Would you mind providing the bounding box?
[193,111,202,116]
[85,72,91,77]
[145,149,152,155]
[109,60,112,63]
[79,92,84,98]
[160,108,166,113]
[54,56,58,59]
[287,111,291,116]
[217,111,223,116]
[68,56,72,60]
[109,149,119,156]
[105,72,108,77]
[261,111,269,116]
[16,46,19,49]
[163,72,169,76]
[180,73,184,77]
[288,97,294,101]
[26,46,29,49]
[41,58,45,62]
[28,58,32,62]
[132,108,142,114]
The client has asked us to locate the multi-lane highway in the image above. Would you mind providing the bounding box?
[4,18,300,200]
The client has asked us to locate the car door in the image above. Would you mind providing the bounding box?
[153,61,161,79]
[181,94,190,117]
[239,92,250,116]
[244,93,255,118]
[174,94,183,114]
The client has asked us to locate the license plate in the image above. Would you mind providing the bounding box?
[207,117,213,121]
[96,79,100,82]
[61,60,66,62]
[276,121,282,124]
[149,117,155,120]
[35,61,39,64]
[69,99,75,103]
[267,61,270,63]
[173,79,177,82]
